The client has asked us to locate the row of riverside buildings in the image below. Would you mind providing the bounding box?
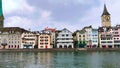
[0,0,120,49]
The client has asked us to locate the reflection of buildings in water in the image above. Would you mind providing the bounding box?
[21,52,39,68]
[38,52,53,68]
[0,52,24,68]
[53,52,74,67]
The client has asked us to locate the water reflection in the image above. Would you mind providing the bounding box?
[0,51,120,68]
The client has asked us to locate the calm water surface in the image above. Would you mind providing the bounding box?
[0,51,120,68]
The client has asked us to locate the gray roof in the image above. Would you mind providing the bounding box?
[102,4,110,16]
[0,27,28,33]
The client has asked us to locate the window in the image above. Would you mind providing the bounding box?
[40,39,44,41]
[62,38,65,40]
[40,43,43,45]
[115,29,118,30]
[83,35,85,37]
[66,34,68,36]
[45,43,48,44]
[40,46,43,48]
[40,36,44,38]
[45,36,48,38]
[101,41,106,43]
[62,34,65,36]
[115,32,118,34]
[107,41,112,43]
[45,39,48,41]
[79,35,81,37]
[114,41,120,43]
[114,35,119,37]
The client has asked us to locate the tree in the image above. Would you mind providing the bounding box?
[79,41,82,48]
[82,41,86,48]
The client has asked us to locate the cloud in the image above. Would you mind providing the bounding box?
[3,0,120,32]
[40,10,52,21]
[77,0,120,29]
[5,16,33,30]
[3,0,35,15]
[48,0,95,5]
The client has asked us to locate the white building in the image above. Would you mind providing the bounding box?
[83,26,98,48]
[21,32,37,49]
[83,26,92,47]
[0,27,27,49]
[56,28,73,48]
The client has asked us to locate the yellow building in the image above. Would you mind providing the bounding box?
[38,31,52,49]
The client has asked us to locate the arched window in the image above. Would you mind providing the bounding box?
[18,45,19,48]
[59,45,62,48]
[64,45,67,48]
[15,45,16,48]
[68,45,72,48]
[9,45,10,48]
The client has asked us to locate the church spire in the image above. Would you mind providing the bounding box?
[101,4,111,27]
[102,4,110,16]
[0,0,3,16]
[0,0,4,28]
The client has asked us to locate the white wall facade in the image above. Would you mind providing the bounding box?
[56,28,73,48]
[0,31,22,49]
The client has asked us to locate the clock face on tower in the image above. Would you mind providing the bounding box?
[103,15,110,21]
[106,16,110,21]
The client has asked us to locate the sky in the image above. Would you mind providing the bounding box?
[2,0,120,32]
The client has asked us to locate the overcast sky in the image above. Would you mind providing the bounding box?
[2,0,120,32]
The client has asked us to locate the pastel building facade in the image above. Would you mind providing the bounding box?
[38,30,52,49]
[0,27,27,49]
[73,30,86,48]
[98,27,114,48]
[56,28,73,48]
[44,27,56,48]
[92,29,98,47]
[112,25,120,48]
[83,26,93,48]
[21,32,37,49]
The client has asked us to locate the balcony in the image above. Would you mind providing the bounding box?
[57,40,73,42]
[57,36,73,38]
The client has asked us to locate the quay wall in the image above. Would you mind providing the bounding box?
[0,48,120,52]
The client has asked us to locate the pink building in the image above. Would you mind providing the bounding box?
[113,25,120,48]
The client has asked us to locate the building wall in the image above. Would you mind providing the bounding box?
[101,15,111,27]
[21,32,36,49]
[113,26,120,48]
[84,27,92,46]
[92,29,98,47]
[56,28,73,48]
[38,34,52,49]
[0,32,22,49]
[99,30,114,48]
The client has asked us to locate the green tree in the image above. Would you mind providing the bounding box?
[82,41,86,48]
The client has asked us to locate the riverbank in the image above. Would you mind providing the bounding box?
[0,48,120,52]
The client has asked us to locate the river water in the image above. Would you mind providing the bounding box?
[0,51,120,68]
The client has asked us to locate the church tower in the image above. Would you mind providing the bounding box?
[101,4,111,27]
[0,0,4,28]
